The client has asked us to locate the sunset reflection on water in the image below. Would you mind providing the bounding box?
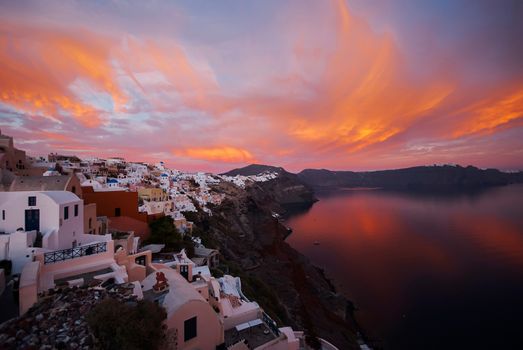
[286,185,523,349]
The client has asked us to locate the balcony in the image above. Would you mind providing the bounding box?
[43,242,107,264]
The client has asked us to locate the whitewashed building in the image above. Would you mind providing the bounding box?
[0,191,87,251]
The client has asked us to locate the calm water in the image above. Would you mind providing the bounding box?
[286,185,523,349]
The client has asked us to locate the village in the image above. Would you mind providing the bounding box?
[0,130,342,350]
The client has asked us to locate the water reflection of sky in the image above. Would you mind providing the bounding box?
[286,184,523,348]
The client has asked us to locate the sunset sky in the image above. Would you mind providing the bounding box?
[1,0,522,172]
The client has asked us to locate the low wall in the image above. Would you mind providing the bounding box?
[19,261,40,315]
[35,241,116,290]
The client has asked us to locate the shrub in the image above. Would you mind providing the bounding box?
[0,260,12,276]
[147,216,182,250]
[87,298,167,350]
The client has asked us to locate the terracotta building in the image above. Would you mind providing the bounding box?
[82,187,147,221]
[82,187,151,240]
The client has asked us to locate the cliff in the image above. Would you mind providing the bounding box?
[222,164,318,211]
[222,164,286,177]
[189,175,361,349]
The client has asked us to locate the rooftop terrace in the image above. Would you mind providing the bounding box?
[225,319,279,349]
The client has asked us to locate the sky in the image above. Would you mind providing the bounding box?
[0,0,522,173]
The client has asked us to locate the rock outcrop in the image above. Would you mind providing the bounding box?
[195,177,362,349]
[0,284,137,350]
[222,164,317,210]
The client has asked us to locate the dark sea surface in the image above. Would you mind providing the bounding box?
[286,184,523,349]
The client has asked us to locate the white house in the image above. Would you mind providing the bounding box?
[155,161,166,171]
[81,179,102,190]
[0,191,87,251]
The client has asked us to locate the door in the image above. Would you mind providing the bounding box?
[25,209,40,232]
[180,264,189,280]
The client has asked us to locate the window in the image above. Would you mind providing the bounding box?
[135,256,146,266]
[115,208,121,217]
[184,317,197,342]
[2,210,4,220]
[89,218,92,229]
[28,196,36,206]
[64,206,69,220]
[74,204,79,217]
[72,186,76,194]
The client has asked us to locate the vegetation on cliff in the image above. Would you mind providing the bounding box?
[145,216,195,256]
[87,298,167,350]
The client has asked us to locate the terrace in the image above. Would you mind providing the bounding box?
[110,231,131,240]
[224,318,280,349]
[53,267,113,287]
[43,242,107,264]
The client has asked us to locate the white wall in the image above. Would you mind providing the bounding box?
[0,192,59,234]
[7,230,37,274]
[0,191,84,250]
[58,200,84,250]
[0,235,8,260]
[168,302,224,350]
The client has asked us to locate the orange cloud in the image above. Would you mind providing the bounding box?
[0,20,225,128]
[284,0,454,153]
[36,131,73,142]
[452,88,523,137]
[0,21,128,127]
[174,146,255,163]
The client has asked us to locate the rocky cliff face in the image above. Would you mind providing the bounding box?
[222,163,317,211]
[194,177,361,349]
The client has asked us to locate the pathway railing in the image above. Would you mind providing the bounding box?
[43,242,107,264]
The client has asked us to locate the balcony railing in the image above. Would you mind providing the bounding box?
[43,242,107,264]
[262,312,280,336]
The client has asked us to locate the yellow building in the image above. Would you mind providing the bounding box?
[138,187,168,202]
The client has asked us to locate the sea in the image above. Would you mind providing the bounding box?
[286,184,523,349]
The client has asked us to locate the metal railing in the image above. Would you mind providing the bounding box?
[43,242,107,264]
[262,312,280,336]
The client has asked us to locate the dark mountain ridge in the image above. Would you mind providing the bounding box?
[221,163,286,176]
[225,164,523,191]
[298,165,523,190]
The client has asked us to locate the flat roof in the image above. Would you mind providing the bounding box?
[9,175,72,191]
[0,190,80,206]
[224,321,278,349]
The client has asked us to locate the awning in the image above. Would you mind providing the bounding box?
[235,319,263,332]
[235,322,250,332]
[248,319,263,327]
